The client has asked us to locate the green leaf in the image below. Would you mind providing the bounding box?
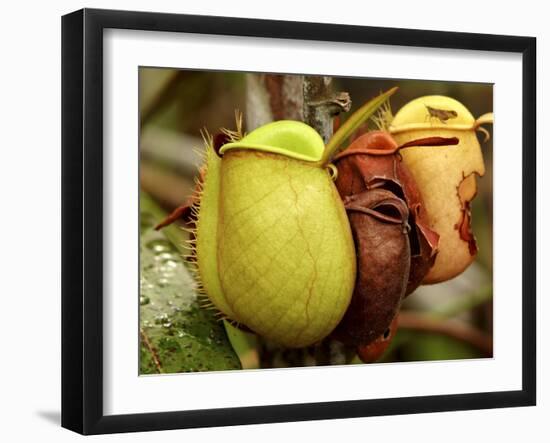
[321,87,398,164]
[381,330,482,363]
[399,332,482,361]
[139,192,241,374]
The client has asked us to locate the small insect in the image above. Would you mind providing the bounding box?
[425,105,458,124]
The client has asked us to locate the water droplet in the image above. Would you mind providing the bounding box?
[159,269,174,279]
[155,313,169,324]
[146,239,172,253]
[155,252,174,262]
[140,295,150,305]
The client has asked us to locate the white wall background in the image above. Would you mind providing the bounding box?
[0,1,546,442]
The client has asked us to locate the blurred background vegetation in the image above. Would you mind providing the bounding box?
[139,68,493,373]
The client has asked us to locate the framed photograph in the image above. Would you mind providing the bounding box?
[62,8,536,435]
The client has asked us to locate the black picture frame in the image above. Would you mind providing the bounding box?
[61,8,536,435]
